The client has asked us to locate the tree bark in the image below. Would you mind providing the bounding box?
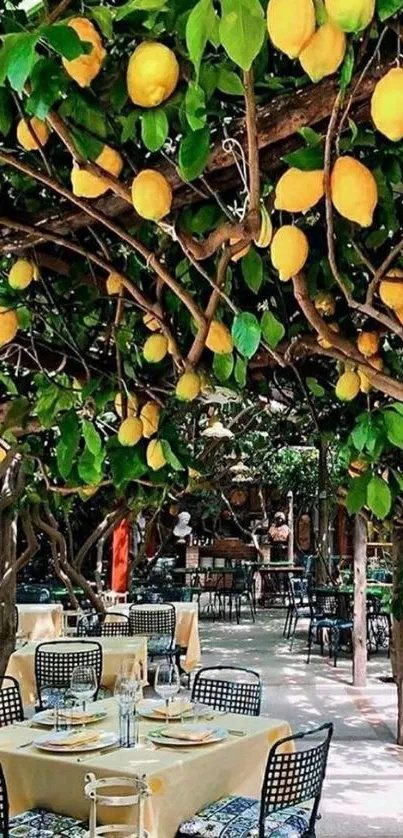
[353,514,367,688]
[391,522,403,745]
[0,512,17,679]
[316,436,330,584]
[287,491,294,565]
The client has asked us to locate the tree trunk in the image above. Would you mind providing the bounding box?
[287,491,294,565]
[0,513,17,679]
[391,522,403,745]
[317,436,330,584]
[353,514,367,688]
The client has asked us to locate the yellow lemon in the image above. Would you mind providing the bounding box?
[8,259,35,290]
[325,0,375,32]
[299,22,346,82]
[118,417,143,446]
[0,446,7,463]
[62,18,105,87]
[176,371,201,401]
[335,370,360,401]
[140,401,161,438]
[71,145,123,199]
[143,306,163,331]
[331,156,378,227]
[274,168,324,213]
[271,225,309,281]
[146,439,167,471]
[80,485,99,498]
[206,321,233,354]
[267,0,316,58]
[314,292,336,317]
[357,331,380,358]
[254,204,273,248]
[106,272,124,295]
[395,306,403,325]
[143,333,168,363]
[114,391,138,418]
[358,370,372,394]
[371,68,403,142]
[367,354,384,372]
[318,322,340,349]
[0,307,18,346]
[131,170,172,221]
[379,269,403,310]
[16,117,49,151]
[348,458,368,478]
[127,42,179,107]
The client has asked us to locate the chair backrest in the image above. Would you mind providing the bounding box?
[101,613,130,637]
[35,640,103,709]
[0,762,9,838]
[259,722,333,838]
[129,604,175,640]
[77,613,102,637]
[191,666,262,716]
[0,677,24,727]
[315,592,339,617]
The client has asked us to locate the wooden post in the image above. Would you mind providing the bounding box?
[391,522,403,745]
[317,437,330,584]
[353,514,367,688]
[287,490,294,565]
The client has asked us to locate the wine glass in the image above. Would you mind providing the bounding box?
[70,665,97,725]
[114,659,142,709]
[154,663,180,723]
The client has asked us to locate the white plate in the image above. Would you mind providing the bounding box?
[34,730,118,753]
[147,724,228,747]
[32,709,108,727]
[137,699,211,720]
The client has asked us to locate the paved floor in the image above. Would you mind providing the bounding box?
[196,607,403,838]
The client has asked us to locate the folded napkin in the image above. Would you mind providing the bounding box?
[153,700,193,718]
[159,727,213,742]
[43,730,101,749]
[45,709,100,723]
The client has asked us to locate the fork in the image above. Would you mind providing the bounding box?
[76,745,121,763]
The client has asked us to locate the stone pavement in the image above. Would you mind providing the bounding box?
[196,608,403,838]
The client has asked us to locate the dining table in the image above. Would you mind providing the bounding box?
[107,602,201,672]
[6,637,148,708]
[17,603,64,641]
[0,697,292,838]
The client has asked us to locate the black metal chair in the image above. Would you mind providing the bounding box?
[284,577,312,648]
[34,640,103,709]
[0,760,86,838]
[191,666,262,716]
[129,603,177,657]
[178,722,333,838]
[0,677,24,727]
[217,566,256,624]
[76,612,130,637]
[307,592,353,667]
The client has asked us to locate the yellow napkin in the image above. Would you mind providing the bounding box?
[159,727,213,742]
[43,730,101,749]
[153,700,193,718]
[45,709,100,723]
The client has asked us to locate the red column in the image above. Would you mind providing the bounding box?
[111,518,129,592]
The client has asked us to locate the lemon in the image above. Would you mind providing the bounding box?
[299,22,346,83]
[325,0,375,33]
[106,273,124,295]
[348,458,368,478]
[71,145,123,199]
[146,439,167,471]
[8,259,35,290]
[368,354,384,372]
[132,170,172,221]
[379,269,403,310]
[127,42,179,107]
[271,225,309,281]
[331,156,378,227]
[0,307,18,346]
[17,117,49,151]
[176,371,201,401]
[140,401,160,438]
[114,391,138,418]
[254,205,273,248]
[143,306,163,331]
[357,331,380,358]
[335,370,360,401]
[314,292,336,317]
[371,68,403,142]
[62,18,105,88]
[206,321,233,355]
[358,370,372,394]
[143,333,168,363]
[274,168,324,213]
[118,417,143,447]
[267,0,316,58]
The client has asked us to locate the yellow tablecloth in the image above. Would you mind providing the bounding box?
[6,637,148,707]
[0,698,292,838]
[17,604,64,641]
[108,603,201,672]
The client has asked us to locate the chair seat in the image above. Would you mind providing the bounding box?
[9,807,86,838]
[178,795,310,838]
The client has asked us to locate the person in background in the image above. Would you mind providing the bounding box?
[269,511,290,544]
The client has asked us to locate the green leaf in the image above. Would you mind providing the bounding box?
[78,445,104,485]
[384,409,403,448]
[0,397,30,432]
[27,58,68,119]
[70,127,104,161]
[367,475,392,519]
[56,411,80,480]
[261,310,285,349]
[59,90,107,139]
[376,0,403,20]
[234,355,247,387]
[0,372,17,395]
[119,111,139,143]
[298,126,322,146]
[161,439,184,471]
[82,419,102,456]
[6,34,39,93]
[306,376,325,397]
[232,312,261,358]
[108,440,148,489]
[90,6,114,39]
[43,24,91,60]
[241,249,263,293]
[0,89,13,136]
[217,67,244,95]
[283,146,324,171]
[219,0,265,71]
[141,108,169,151]
[213,352,234,382]
[185,82,206,131]
[313,0,327,24]
[186,0,219,76]
[340,42,354,90]
[116,0,167,19]
[178,127,210,181]
[346,472,370,515]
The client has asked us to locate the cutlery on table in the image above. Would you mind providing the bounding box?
[17,740,34,749]
[76,745,121,762]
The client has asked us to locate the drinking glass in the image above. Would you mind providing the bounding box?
[154,663,180,723]
[70,665,97,723]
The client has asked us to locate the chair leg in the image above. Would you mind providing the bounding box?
[306,620,314,664]
[283,606,291,637]
[249,593,256,623]
[290,615,299,651]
